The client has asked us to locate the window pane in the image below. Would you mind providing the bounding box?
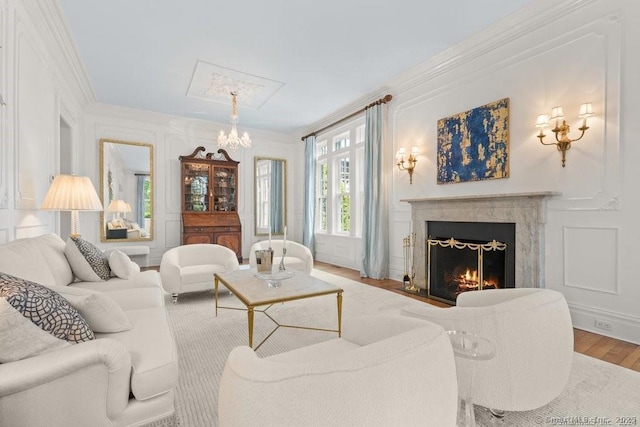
[317,140,327,157]
[319,197,327,230]
[333,132,350,151]
[355,125,365,144]
[144,177,152,218]
[339,194,350,232]
[339,157,350,193]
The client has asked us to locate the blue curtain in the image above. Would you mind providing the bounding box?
[302,135,316,255]
[136,175,146,226]
[270,160,284,234]
[360,103,389,279]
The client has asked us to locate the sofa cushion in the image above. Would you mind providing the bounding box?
[108,250,140,279]
[32,234,75,287]
[96,306,178,400]
[0,273,94,343]
[181,264,227,285]
[64,236,111,281]
[70,270,161,293]
[0,298,70,362]
[50,286,132,333]
[0,237,58,288]
[267,338,360,364]
[91,287,164,312]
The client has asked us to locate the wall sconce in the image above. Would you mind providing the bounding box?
[535,103,594,167]
[396,147,418,184]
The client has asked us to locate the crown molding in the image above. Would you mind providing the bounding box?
[295,87,390,140]
[21,0,95,105]
[87,102,295,144]
[388,0,597,95]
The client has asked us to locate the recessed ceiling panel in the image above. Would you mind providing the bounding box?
[187,60,284,109]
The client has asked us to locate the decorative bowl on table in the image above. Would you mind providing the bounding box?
[255,270,295,288]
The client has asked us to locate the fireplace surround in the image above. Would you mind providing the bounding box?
[402,192,559,291]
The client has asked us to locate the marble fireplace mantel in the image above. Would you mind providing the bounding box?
[401,192,560,291]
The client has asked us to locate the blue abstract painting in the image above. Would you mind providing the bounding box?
[437,98,509,184]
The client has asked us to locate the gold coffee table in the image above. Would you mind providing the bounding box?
[214,269,343,350]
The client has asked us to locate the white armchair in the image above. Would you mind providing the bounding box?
[249,240,313,274]
[402,288,574,414]
[218,314,458,427]
[160,244,239,303]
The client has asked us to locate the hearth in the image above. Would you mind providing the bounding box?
[427,221,515,305]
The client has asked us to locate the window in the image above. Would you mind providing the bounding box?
[316,160,328,232]
[315,119,364,236]
[255,160,271,232]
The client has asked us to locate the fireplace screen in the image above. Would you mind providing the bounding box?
[427,237,507,305]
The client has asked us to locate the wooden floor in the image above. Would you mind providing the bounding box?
[314,261,640,373]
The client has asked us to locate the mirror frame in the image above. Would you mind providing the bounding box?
[99,138,154,242]
[254,156,287,236]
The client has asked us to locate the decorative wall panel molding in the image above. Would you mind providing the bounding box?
[14,18,55,210]
[563,226,618,295]
[0,4,7,209]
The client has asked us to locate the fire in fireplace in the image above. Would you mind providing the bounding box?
[427,221,515,305]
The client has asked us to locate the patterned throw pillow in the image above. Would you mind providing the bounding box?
[0,273,94,343]
[0,298,70,362]
[64,236,111,281]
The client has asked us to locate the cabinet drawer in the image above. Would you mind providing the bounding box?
[185,226,216,233]
[184,234,214,245]
[186,226,240,233]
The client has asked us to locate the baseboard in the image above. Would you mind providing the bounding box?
[569,303,640,345]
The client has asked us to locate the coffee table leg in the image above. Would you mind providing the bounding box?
[337,292,343,337]
[214,276,219,317]
[248,306,255,348]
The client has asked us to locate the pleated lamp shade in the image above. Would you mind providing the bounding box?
[42,174,103,237]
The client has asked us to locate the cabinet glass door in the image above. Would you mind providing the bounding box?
[183,163,210,212]
[213,166,236,212]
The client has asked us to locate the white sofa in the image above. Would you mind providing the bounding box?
[248,240,313,274]
[0,233,178,427]
[159,243,240,303]
[218,314,458,427]
[402,288,574,414]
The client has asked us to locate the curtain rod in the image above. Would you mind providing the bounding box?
[300,94,392,141]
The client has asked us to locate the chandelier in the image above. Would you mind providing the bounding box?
[217,91,251,150]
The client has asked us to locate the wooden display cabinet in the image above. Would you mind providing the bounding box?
[179,147,242,262]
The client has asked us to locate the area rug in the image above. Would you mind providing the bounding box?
[165,269,640,426]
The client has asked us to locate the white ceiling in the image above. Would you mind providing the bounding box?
[59,0,533,135]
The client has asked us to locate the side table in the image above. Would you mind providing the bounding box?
[447,330,496,427]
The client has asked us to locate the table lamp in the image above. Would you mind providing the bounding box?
[41,174,103,237]
[107,199,128,222]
